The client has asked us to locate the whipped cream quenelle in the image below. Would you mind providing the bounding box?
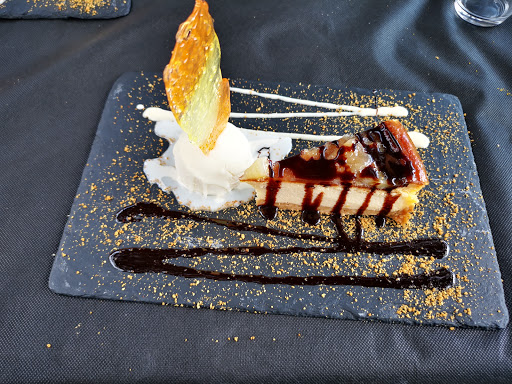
[142,107,292,211]
[173,124,254,196]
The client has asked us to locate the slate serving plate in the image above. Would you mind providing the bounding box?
[0,0,131,19]
[49,71,509,328]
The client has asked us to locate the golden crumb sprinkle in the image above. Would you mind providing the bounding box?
[56,0,107,15]
[27,0,112,15]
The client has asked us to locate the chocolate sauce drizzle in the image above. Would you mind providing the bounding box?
[110,202,452,289]
[356,124,414,187]
[259,179,281,220]
[301,184,323,225]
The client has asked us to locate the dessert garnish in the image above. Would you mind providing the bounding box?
[163,0,230,155]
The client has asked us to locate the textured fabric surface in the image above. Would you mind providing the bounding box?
[1,0,511,382]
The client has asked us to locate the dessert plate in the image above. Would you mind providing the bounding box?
[0,0,131,19]
[49,71,509,328]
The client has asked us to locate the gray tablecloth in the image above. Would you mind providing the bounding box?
[1,0,511,382]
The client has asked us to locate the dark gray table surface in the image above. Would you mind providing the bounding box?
[1,0,512,382]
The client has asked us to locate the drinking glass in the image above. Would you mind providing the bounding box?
[454,0,512,26]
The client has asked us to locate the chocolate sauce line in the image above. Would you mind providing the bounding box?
[117,202,327,243]
[332,185,349,215]
[115,202,449,259]
[378,193,400,218]
[109,247,454,289]
[356,187,376,216]
[111,235,447,267]
[376,193,400,228]
[354,215,364,246]
[301,184,323,225]
[259,178,281,220]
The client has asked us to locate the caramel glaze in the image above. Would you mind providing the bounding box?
[258,121,423,223]
[110,202,453,289]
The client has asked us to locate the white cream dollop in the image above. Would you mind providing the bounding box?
[143,112,292,211]
[173,124,255,197]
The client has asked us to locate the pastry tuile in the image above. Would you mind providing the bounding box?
[163,0,230,154]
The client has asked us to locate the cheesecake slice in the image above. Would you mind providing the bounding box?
[241,120,428,225]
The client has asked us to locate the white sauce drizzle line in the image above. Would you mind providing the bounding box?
[143,107,174,121]
[142,107,429,148]
[229,87,408,118]
[231,111,355,118]
[241,128,429,148]
[240,128,344,142]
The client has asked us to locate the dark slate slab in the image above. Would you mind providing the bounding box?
[49,71,509,328]
[0,0,130,19]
